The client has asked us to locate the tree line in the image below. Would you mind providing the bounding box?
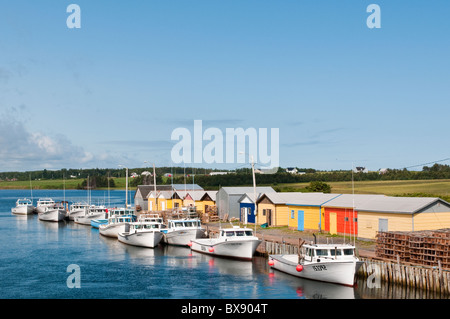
[2,164,450,190]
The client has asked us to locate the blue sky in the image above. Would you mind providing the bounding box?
[1,1,449,172]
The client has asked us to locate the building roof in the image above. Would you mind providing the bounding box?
[134,185,172,199]
[238,192,266,203]
[322,194,387,209]
[171,184,204,191]
[219,186,276,195]
[356,196,450,214]
[256,192,315,205]
[286,193,342,206]
[323,194,450,214]
[200,191,218,202]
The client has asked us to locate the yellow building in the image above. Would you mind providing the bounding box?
[285,193,342,231]
[355,197,450,240]
[197,191,217,214]
[256,192,307,226]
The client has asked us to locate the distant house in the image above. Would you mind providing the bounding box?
[286,167,298,174]
[353,167,368,173]
[209,172,228,176]
[216,186,276,221]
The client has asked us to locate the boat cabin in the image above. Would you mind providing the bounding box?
[219,226,255,238]
[301,244,356,262]
[16,199,33,206]
[168,219,202,229]
[37,198,54,205]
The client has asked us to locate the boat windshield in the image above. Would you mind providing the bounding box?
[343,249,354,256]
[222,230,253,237]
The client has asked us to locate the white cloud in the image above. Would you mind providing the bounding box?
[0,112,101,171]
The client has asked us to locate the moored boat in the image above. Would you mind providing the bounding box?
[38,202,67,222]
[163,218,206,246]
[118,221,165,248]
[74,205,108,225]
[67,202,89,221]
[268,243,364,287]
[36,198,55,214]
[99,215,135,238]
[189,226,262,260]
[91,218,108,229]
[11,198,35,215]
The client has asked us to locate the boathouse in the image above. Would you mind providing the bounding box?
[256,192,308,227]
[354,196,450,240]
[216,186,276,221]
[322,194,387,236]
[286,193,342,231]
[196,191,217,214]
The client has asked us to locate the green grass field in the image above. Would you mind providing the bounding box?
[0,177,129,190]
[275,179,450,199]
[1,178,450,201]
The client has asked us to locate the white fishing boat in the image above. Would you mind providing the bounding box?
[74,205,108,225]
[268,242,364,287]
[99,214,135,238]
[11,198,35,215]
[36,198,55,214]
[118,220,165,248]
[163,218,206,246]
[67,202,89,221]
[189,226,262,260]
[38,202,67,222]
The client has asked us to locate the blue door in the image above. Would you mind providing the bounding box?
[241,203,255,224]
[297,210,304,231]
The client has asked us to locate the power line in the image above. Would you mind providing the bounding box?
[403,157,450,170]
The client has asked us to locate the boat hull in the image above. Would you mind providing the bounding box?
[99,223,128,238]
[269,254,364,287]
[68,209,87,221]
[12,205,34,215]
[164,228,205,246]
[91,219,108,229]
[118,231,164,248]
[38,209,66,222]
[190,238,262,260]
[74,213,105,225]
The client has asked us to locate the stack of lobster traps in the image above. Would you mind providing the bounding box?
[376,229,450,269]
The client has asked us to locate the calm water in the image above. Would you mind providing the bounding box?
[0,189,440,301]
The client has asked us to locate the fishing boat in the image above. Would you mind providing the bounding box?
[189,226,262,260]
[163,218,206,246]
[38,202,67,222]
[67,202,89,221]
[91,218,108,229]
[36,198,55,214]
[74,205,108,225]
[99,214,136,238]
[268,242,364,287]
[118,220,165,248]
[11,198,35,215]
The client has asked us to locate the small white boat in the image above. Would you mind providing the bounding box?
[67,202,89,221]
[268,243,364,287]
[38,202,67,222]
[118,221,165,248]
[36,198,55,214]
[189,226,262,260]
[99,215,135,238]
[11,198,35,215]
[163,218,206,246]
[74,205,108,225]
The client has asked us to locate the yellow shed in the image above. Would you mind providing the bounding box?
[147,191,157,212]
[356,197,450,240]
[256,192,308,226]
[197,191,217,214]
[285,193,342,231]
